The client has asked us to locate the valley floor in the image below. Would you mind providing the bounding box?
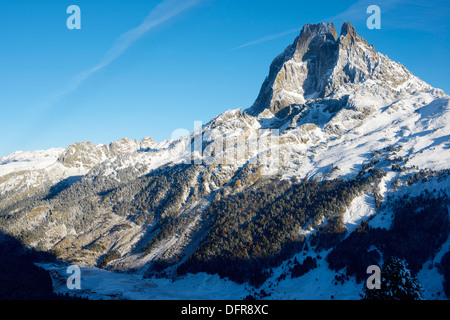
[38,242,448,301]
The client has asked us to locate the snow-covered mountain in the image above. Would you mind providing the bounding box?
[247,22,432,116]
[1,22,449,300]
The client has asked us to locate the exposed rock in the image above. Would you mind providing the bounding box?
[246,21,431,117]
[58,142,109,169]
[108,138,140,156]
[140,137,157,150]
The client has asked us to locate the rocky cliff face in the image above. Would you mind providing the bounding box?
[246,22,431,117]
[57,137,157,169]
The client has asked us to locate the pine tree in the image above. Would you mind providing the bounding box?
[363,257,423,300]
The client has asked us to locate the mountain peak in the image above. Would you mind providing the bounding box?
[340,21,354,37]
[300,22,337,41]
[339,21,368,48]
[245,22,429,117]
[246,22,341,116]
[292,22,338,59]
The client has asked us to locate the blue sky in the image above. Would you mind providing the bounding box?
[0,0,449,157]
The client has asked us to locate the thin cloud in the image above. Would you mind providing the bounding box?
[228,0,373,52]
[229,27,300,52]
[229,0,426,52]
[318,0,449,32]
[50,0,203,103]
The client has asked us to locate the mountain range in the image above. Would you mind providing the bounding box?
[1,21,449,300]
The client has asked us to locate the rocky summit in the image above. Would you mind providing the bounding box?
[247,22,430,117]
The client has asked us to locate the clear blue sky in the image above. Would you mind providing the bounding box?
[0,0,449,157]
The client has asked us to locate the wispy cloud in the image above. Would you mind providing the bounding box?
[325,0,449,31]
[227,0,376,53]
[229,27,300,52]
[229,0,447,52]
[49,0,202,103]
